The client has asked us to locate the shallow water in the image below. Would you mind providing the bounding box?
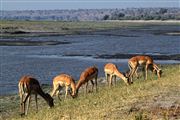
[0,25,180,95]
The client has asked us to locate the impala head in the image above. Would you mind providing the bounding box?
[124,76,132,85]
[69,88,77,99]
[45,93,54,108]
[156,69,162,78]
[150,63,162,79]
[123,70,130,78]
[122,71,132,85]
[152,68,162,79]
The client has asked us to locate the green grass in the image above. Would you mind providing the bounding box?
[1,20,180,37]
[0,64,180,120]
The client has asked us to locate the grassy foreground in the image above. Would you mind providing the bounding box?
[0,64,180,120]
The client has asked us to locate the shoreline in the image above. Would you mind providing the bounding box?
[0,63,180,97]
[1,20,180,37]
[106,20,180,23]
[0,40,70,46]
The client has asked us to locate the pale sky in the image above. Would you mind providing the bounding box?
[1,0,179,10]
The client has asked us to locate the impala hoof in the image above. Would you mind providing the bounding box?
[20,113,25,116]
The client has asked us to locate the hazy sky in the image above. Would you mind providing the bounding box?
[1,0,179,10]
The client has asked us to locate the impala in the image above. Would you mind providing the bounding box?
[18,76,54,116]
[128,55,162,82]
[51,74,77,100]
[104,63,130,86]
[76,66,98,95]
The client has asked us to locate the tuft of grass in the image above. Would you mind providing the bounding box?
[0,64,180,120]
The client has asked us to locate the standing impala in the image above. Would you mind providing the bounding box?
[128,55,162,82]
[51,74,77,100]
[18,76,54,116]
[76,66,98,95]
[104,63,130,86]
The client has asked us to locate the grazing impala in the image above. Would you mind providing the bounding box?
[76,66,98,95]
[104,63,130,86]
[128,55,162,82]
[51,74,77,100]
[18,76,54,116]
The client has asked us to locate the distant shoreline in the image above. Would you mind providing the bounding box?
[106,20,180,23]
[1,20,180,38]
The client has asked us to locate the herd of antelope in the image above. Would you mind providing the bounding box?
[18,55,162,116]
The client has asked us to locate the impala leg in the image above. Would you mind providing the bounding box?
[25,95,31,115]
[35,94,38,113]
[108,74,111,86]
[129,66,138,83]
[145,64,149,80]
[109,75,113,87]
[105,73,108,85]
[105,73,107,81]
[68,88,72,96]
[23,93,30,115]
[20,94,24,115]
[85,82,89,94]
[57,86,63,101]
[90,80,94,92]
[95,75,98,92]
[51,84,58,97]
[65,86,68,99]
[114,75,117,86]
[128,63,134,83]
[56,90,61,101]
[52,85,61,100]
[107,74,110,86]
[135,67,139,79]
[142,67,145,80]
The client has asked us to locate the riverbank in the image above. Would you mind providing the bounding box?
[0,64,179,120]
[1,20,180,37]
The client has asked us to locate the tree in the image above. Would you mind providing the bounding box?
[118,13,125,18]
[159,8,167,14]
[103,15,109,20]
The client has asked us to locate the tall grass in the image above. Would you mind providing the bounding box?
[3,64,179,120]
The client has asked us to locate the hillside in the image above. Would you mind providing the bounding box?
[0,64,179,120]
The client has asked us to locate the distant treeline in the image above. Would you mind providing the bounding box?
[1,8,180,21]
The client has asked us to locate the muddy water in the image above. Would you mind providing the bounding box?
[0,25,180,95]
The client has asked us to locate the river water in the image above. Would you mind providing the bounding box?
[0,25,180,95]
